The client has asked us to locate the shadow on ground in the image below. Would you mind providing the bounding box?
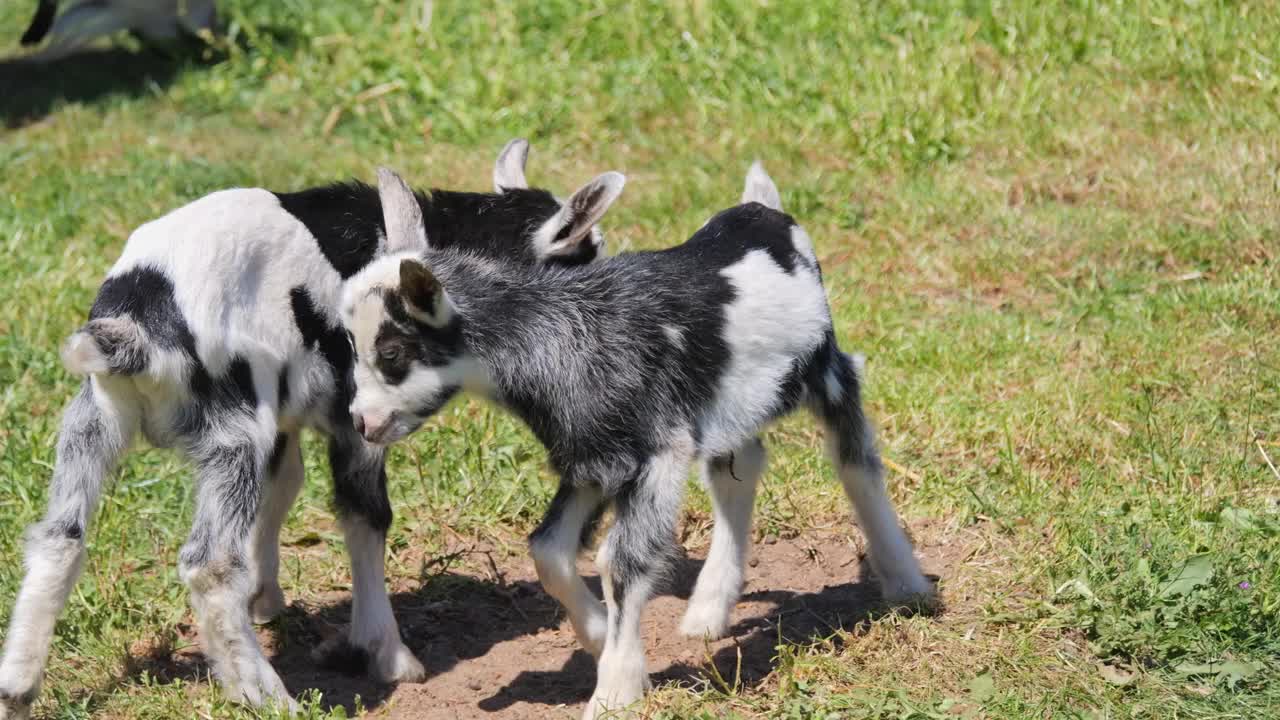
[483,556,928,712]
[0,48,188,128]
[106,533,943,717]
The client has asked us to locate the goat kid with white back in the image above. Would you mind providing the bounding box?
[341,165,935,718]
[0,141,624,719]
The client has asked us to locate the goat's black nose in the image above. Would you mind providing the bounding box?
[353,414,365,436]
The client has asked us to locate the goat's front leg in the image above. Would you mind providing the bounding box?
[314,432,424,684]
[529,481,607,656]
[179,436,294,711]
[587,446,691,720]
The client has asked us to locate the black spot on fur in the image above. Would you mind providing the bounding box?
[90,266,197,356]
[806,340,876,468]
[46,519,82,541]
[288,286,357,426]
[329,434,392,532]
[274,183,387,279]
[273,182,574,279]
[175,356,258,440]
[686,202,804,274]
[277,365,290,410]
[268,433,290,476]
[375,294,464,385]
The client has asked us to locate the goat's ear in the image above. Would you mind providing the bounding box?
[377,167,429,254]
[399,258,452,327]
[493,138,530,192]
[538,171,626,259]
[741,160,782,211]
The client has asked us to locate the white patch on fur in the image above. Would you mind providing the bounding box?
[0,378,138,716]
[660,324,685,351]
[698,248,830,455]
[790,225,816,264]
[824,365,844,405]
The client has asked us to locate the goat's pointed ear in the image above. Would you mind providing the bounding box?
[398,258,452,327]
[494,138,530,192]
[538,171,626,260]
[377,167,429,254]
[741,160,782,211]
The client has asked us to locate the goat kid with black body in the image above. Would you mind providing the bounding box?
[0,140,624,719]
[341,166,935,718]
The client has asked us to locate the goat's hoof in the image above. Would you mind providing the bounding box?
[881,573,940,610]
[582,689,643,720]
[371,641,426,684]
[678,599,732,640]
[0,691,32,712]
[0,684,36,720]
[250,584,287,624]
[222,657,294,712]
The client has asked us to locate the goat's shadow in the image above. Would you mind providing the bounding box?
[480,556,936,711]
[109,554,939,715]
[0,47,187,128]
[112,569,569,714]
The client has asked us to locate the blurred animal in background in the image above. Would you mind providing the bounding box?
[19,0,217,60]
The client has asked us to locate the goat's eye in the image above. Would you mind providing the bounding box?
[378,346,402,363]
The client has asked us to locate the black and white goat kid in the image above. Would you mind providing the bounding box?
[0,141,625,718]
[341,167,935,718]
[19,0,217,61]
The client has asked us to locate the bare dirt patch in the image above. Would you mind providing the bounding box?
[123,517,991,718]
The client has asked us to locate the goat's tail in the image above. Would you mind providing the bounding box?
[61,317,149,376]
[741,160,783,211]
[21,0,58,45]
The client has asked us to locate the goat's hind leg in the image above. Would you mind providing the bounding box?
[813,348,932,603]
[680,438,764,639]
[180,433,293,710]
[0,381,137,719]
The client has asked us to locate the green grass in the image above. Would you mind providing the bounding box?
[1,0,1277,717]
